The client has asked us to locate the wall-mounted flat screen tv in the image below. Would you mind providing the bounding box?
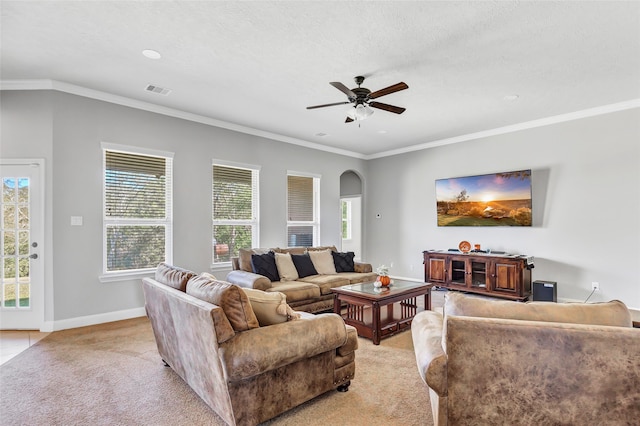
[435,169,532,226]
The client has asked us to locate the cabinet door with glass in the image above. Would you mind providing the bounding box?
[447,257,489,291]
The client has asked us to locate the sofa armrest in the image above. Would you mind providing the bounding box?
[411,310,448,396]
[219,313,348,381]
[226,270,272,291]
[354,262,372,273]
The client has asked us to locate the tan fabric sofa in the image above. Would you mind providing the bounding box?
[142,263,358,426]
[226,246,377,313]
[412,292,639,426]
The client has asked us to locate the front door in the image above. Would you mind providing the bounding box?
[0,160,44,330]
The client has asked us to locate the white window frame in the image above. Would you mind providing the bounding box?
[100,142,173,282]
[286,171,320,247]
[212,160,260,269]
[341,199,352,240]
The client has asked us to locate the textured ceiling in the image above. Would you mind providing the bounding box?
[1,1,639,158]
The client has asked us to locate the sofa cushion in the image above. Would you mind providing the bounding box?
[308,249,337,275]
[332,251,355,272]
[155,263,197,292]
[291,253,318,278]
[241,287,301,326]
[297,275,350,295]
[274,252,299,281]
[444,292,632,327]
[306,245,337,253]
[336,271,378,284]
[276,246,306,255]
[186,274,259,332]
[251,251,280,282]
[268,281,321,303]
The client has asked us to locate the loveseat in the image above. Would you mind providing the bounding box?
[142,263,358,426]
[412,292,639,425]
[226,246,377,313]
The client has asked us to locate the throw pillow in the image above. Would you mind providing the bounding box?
[238,248,255,272]
[241,287,301,326]
[332,251,355,272]
[155,262,196,292]
[308,249,337,275]
[291,253,318,278]
[251,251,280,282]
[186,274,259,332]
[274,252,299,281]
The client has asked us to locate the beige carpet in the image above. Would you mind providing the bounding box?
[0,305,439,426]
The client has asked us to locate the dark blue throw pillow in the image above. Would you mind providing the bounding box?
[291,253,318,278]
[332,251,355,272]
[251,251,280,282]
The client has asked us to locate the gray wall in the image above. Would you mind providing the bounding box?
[2,89,638,328]
[1,90,367,325]
[364,108,640,309]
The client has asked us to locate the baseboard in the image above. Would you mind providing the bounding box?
[45,307,146,332]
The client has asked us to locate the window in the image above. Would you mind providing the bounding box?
[341,199,352,240]
[102,143,173,278]
[212,162,259,265]
[287,173,319,247]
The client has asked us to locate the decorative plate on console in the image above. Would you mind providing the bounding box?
[458,240,471,253]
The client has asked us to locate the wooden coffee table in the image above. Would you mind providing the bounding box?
[332,280,433,345]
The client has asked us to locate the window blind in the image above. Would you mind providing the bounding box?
[287,174,317,246]
[212,164,258,264]
[287,175,313,221]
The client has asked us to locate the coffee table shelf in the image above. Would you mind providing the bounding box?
[331,280,433,345]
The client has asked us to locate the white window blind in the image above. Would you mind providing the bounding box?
[287,174,319,247]
[212,163,258,264]
[103,147,173,275]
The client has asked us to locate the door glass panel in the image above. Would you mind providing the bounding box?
[18,206,29,228]
[3,178,16,202]
[1,176,30,309]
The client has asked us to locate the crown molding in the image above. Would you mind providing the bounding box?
[365,98,640,160]
[0,79,367,160]
[2,79,638,161]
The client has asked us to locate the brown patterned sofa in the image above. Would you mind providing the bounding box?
[412,292,639,426]
[142,263,358,426]
[226,246,377,313]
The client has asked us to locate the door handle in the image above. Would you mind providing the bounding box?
[29,253,38,260]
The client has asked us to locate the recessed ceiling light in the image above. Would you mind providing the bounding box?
[142,49,162,59]
[503,94,519,101]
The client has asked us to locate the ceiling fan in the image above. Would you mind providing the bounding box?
[307,76,408,123]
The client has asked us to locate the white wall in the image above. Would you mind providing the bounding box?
[365,108,640,309]
[1,90,367,327]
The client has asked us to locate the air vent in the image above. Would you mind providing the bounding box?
[145,84,172,96]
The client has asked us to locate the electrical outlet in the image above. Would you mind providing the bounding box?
[592,282,600,291]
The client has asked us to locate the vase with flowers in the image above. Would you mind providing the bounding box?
[376,264,391,287]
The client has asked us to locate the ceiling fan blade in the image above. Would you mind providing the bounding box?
[368,82,408,99]
[330,82,357,99]
[345,117,354,123]
[306,101,350,110]
[369,101,406,114]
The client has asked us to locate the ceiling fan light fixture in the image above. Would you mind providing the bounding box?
[353,104,374,121]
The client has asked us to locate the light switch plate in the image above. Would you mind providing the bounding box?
[70,216,83,226]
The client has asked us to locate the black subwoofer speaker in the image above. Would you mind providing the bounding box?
[532,280,557,302]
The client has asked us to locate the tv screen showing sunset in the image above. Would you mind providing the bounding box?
[435,170,532,226]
